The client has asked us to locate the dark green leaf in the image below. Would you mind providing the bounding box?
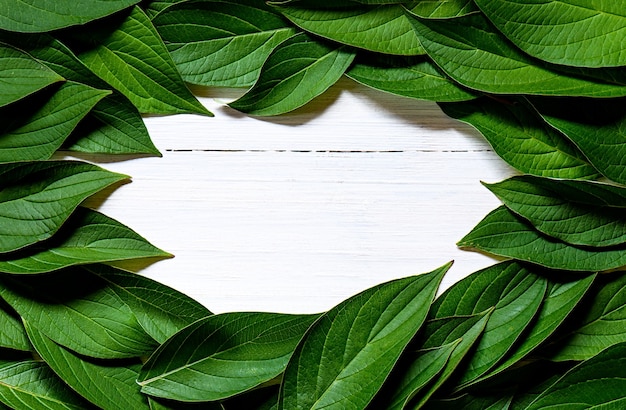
[407,0,478,18]
[0,301,30,352]
[422,392,513,410]
[278,263,449,410]
[229,33,356,116]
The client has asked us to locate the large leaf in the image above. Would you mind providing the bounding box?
[0,302,30,352]
[276,4,424,55]
[406,12,626,97]
[458,206,626,272]
[485,175,626,247]
[0,161,128,254]
[25,323,150,410]
[0,207,171,274]
[0,42,64,108]
[138,312,318,401]
[0,269,157,359]
[407,0,478,18]
[76,7,211,116]
[475,0,626,68]
[346,54,476,102]
[229,33,356,116]
[439,98,599,179]
[0,0,140,33]
[278,263,449,410]
[153,0,296,87]
[526,342,626,409]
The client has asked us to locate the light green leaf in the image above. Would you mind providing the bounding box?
[439,98,599,179]
[0,269,157,359]
[0,207,171,274]
[407,12,626,97]
[153,0,297,87]
[346,54,476,102]
[475,0,626,68]
[0,302,30,352]
[0,360,90,410]
[458,206,626,272]
[0,42,64,108]
[407,0,478,18]
[77,7,211,116]
[485,175,626,247]
[0,0,140,33]
[278,263,449,410]
[0,161,128,254]
[25,322,150,410]
[88,264,212,344]
[229,32,356,116]
[527,342,626,410]
[276,4,424,55]
[139,312,318,401]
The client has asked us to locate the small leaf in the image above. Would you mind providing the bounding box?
[276,4,424,55]
[153,0,297,87]
[458,206,626,272]
[346,54,476,102]
[0,207,171,275]
[0,301,30,352]
[475,0,626,68]
[439,98,599,179]
[407,0,478,18]
[278,263,449,410]
[0,161,128,254]
[230,32,355,116]
[139,312,318,401]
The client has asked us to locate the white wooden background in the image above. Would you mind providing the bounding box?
[77,78,515,314]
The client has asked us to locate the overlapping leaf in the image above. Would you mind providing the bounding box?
[0,302,30,352]
[407,0,478,18]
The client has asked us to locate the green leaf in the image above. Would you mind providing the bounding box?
[88,264,212,344]
[153,0,297,87]
[422,392,513,410]
[475,0,626,68]
[0,161,128,254]
[144,0,185,18]
[0,269,157,359]
[406,12,626,97]
[0,302,30,352]
[529,96,626,185]
[25,322,150,410]
[439,98,599,179]
[458,206,626,272]
[0,360,90,410]
[346,54,476,102]
[485,175,626,247]
[76,7,211,116]
[229,33,356,116]
[278,263,449,410]
[0,42,64,108]
[0,0,140,33]
[0,207,171,275]
[138,312,318,401]
[526,342,626,409]
[407,0,478,18]
[0,82,110,162]
[275,4,424,55]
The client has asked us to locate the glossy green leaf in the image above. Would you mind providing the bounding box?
[458,206,626,272]
[530,96,626,185]
[346,54,476,102]
[77,7,211,116]
[439,98,599,179]
[475,0,626,68]
[0,302,30,352]
[0,42,64,108]
[406,12,626,97]
[0,207,171,274]
[527,342,626,409]
[0,360,90,410]
[276,4,424,55]
[229,33,356,116]
[485,175,626,247]
[0,81,110,162]
[144,0,185,18]
[0,161,128,254]
[278,263,449,410]
[0,269,157,359]
[153,0,297,87]
[25,323,150,410]
[139,312,318,401]
[0,0,140,33]
[407,0,478,18]
[88,264,211,344]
